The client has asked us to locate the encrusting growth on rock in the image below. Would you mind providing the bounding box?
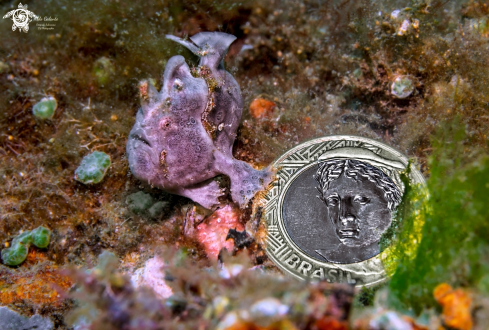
[249,98,276,119]
[434,283,473,330]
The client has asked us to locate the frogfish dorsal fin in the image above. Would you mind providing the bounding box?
[166,32,237,70]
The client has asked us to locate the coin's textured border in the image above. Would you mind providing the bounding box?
[259,135,425,287]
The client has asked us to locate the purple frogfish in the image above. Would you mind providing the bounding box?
[126,32,272,209]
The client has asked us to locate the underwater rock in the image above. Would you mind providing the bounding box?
[216,311,243,330]
[74,151,111,184]
[369,310,413,330]
[1,226,51,266]
[250,298,288,319]
[467,17,489,35]
[0,261,72,308]
[131,256,172,299]
[126,32,273,209]
[212,295,230,318]
[216,305,294,330]
[32,96,57,120]
[0,306,53,330]
[389,9,420,37]
[126,191,154,214]
[126,191,170,218]
[218,263,244,279]
[183,204,212,237]
[67,250,168,330]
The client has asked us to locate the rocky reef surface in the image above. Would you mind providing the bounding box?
[1,0,489,329]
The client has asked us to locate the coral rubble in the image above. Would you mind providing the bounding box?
[67,250,353,330]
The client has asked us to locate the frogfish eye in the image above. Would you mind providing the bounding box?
[173,78,184,91]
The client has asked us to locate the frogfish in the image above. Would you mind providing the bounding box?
[126,32,272,209]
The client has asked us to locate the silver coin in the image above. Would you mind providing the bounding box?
[257,135,425,287]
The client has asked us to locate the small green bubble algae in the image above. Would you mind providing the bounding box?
[31,226,51,248]
[2,244,29,267]
[1,226,51,266]
[391,75,414,99]
[74,151,111,184]
[93,57,115,85]
[384,118,489,313]
[15,231,33,245]
[32,96,57,120]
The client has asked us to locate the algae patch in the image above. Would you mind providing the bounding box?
[1,226,51,266]
[385,119,489,312]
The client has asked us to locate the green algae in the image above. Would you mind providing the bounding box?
[74,151,111,184]
[93,57,115,86]
[391,76,414,99]
[2,244,29,266]
[354,285,381,307]
[379,161,427,264]
[31,226,51,248]
[148,201,168,218]
[32,96,57,120]
[1,226,51,266]
[386,119,489,313]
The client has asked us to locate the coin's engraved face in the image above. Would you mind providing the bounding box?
[324,174,390,246]
[314,159,401,263]
[258,136,426,287]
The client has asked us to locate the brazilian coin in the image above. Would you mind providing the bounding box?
[258,135,425,287]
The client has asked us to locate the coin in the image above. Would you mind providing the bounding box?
[258,135,425,287]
